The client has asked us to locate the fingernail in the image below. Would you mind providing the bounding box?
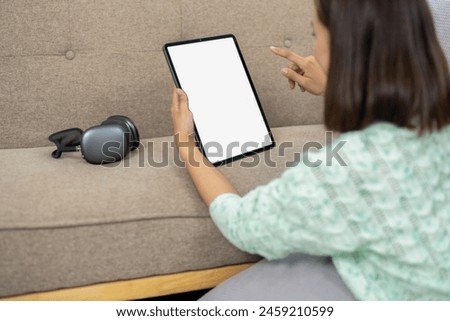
[281,68,289,75]
[270,46,278,51]
[176,89,184,95]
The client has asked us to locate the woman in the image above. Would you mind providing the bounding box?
[171,0,450,300]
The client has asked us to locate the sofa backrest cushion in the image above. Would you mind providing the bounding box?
[0,0,323,149]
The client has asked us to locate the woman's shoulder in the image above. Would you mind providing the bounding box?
[339,122,413,144]
[338,122,450,152]
[285,122,450,183]
[326,122,450,177]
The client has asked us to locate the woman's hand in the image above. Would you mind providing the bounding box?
[270,47,327,96]
[171,87,195,161]
[169,87,238,205]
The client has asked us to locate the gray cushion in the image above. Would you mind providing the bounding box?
[0,125,328,297]
[200,254,355,301]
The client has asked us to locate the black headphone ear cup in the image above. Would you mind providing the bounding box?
[101,115,140,150]
[81,124,130,164]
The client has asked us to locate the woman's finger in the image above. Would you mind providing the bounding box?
[288,64,297,89]
[171,87,179,113]
[281,68,308,91]
[176,88,189,110]
[289,63,302,72]
[288,64,305,90]
[270,46,308,70]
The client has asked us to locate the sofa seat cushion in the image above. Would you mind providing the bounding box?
[0,124,327,298]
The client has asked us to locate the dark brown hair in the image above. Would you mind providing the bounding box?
[316,0,450,134]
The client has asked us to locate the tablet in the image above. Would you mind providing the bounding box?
[164,34,275,166]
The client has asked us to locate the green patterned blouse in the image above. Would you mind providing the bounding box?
[210,123,450,300]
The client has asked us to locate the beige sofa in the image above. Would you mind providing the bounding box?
[2,0,450,301]
[0,0,327,300]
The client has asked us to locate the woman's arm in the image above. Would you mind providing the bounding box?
[170,88,364,260]
[171,88,238,206]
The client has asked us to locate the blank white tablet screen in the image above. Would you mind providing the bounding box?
[166,36,273,164]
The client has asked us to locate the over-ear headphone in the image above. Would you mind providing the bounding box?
[49,115,140,164]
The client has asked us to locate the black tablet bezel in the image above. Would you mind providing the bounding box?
[163,34,275,167]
